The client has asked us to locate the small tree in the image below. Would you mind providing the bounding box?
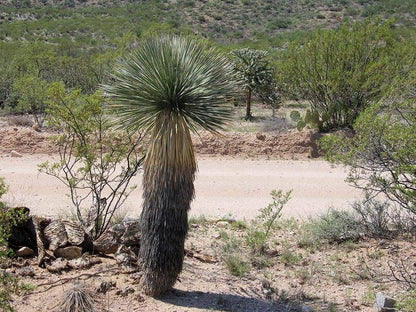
[12,75,50,127]
[282,19,413,131]
[320,85,416,213]
[39,82,144,242]
[229,48,278,120]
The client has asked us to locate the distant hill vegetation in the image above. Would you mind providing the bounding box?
[0,0,415,45]
[0,0,414,116]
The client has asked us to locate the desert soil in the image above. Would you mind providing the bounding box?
[2,124,402,312]
[0,154,361,220]
[0,126,362,220]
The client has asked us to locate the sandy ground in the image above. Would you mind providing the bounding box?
[0,154,362,220]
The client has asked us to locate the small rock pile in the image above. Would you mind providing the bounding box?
[7,207,141,273]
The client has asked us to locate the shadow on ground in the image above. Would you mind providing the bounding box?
[158,289,308,312]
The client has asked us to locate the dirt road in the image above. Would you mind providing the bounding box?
[0,154,361,220]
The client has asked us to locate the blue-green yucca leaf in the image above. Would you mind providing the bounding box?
[102,36,237,134]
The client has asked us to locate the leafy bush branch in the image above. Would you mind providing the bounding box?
[39,82,144,242]
[320,87,416,214]
[246,189,292,254]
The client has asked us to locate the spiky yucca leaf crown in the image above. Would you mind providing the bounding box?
[103,36,236,134]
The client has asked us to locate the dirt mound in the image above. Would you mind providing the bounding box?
[194,130,321,159]
[0,126,321,158]
[0,127,57,155]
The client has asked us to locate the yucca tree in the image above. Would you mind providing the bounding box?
[103,36,235,295]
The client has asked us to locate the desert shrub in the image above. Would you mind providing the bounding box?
[351,196,416,238]
[225,254,250,277]
[281,18,414,131]
[220,232,250,276]
[305,209,361,244]
[12,75,50,127]
[301,198,416,247]
[0,178,31,312]
[39,82,144,242]
[246,190,291,254]
[0,179,30,261]
[289,110,301,122]
[320,84,416,214]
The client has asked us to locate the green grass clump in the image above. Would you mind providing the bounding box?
[225,255,250,277]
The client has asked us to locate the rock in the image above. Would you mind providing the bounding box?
[93,230,118,254]
[8,210,38,252]
[54,246,82,259]
[46,258,68,273]
[261,279,271,289]
[10,150,23,158]
[216,221,229,228]
[116,287,134,297]
[301,306,314,312]
[16,246,34,257]
[97,281,116,294]
[114,245,138,268]
[62,220,85,246]
[32,123,41,132]
[68,256,102,270]
[44,220,68,251]
[185,250,217,263]
[15,266,35,277]
[120,220,141,246]
[256,133,266,141]
[375,292,396,312]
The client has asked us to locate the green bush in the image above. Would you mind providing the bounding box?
[281,19,414,131]
[320,85,416,213]
[305,209,361,244]
[246,190,291,254]
[0,178,31,312]
[39,82,143,242]
[289,110,301,122]
[225,254,250,277]
[300,197,416,247]
[12,75,50,127]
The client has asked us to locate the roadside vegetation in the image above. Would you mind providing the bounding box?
[0,0,415,311]
[187,191,416,310]
[0,179,33,312]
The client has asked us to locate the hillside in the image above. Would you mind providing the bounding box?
[0,0,415,47]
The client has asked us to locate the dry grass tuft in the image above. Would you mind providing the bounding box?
[60,282,97,312]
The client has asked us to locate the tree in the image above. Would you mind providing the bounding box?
[103,36,235,295]
[229,48,277,120]
[39,82,144,242]
[320,82,416,213]
[281,19,413,131]
[12,75,49,127]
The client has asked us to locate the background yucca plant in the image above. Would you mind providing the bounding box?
[103,36,236,295]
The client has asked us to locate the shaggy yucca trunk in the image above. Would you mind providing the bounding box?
[103,35,235,296]
[139,113,196,294]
